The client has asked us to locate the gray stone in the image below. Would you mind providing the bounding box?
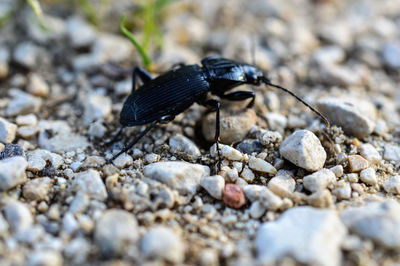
[64,238,91,264]
[312,45,345,65]
[0,156,27,190]
[382,42,400,69]
[383,144,400,162]
[6,89,42,116]
[256,207,346,266]
[383,176,400,194]
[13,42,41,69]
[38,120,89,152]
[26,13,66,43]
[0,143,24,159]
[27,250,63,266]
[359,168,377,186]
[169,134,201,156]
[341,201,400,248]
[141,226,184,264]
[143,161,209,195]
[94,209,138,257]
[359,143,381,164]
[279,130,326,171]
[66,16,96,48]
[0,117,17,143]
[71,169,107,201]
[317,97,376,138]
[200,175,225,200]
[268,174,296,197]
[23,177,52,201]
[303,169,336,192]
[4,201,33,233]
[83,92,112,124]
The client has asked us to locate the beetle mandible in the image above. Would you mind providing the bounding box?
[103,56,329,169]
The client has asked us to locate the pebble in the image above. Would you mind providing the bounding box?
[0,156,28,190]
[268,174,296,197]
[200,175,225,200]
[359,168,377,186]
[264,112,287,131]
[27,250,63,266]
[0,117,17,143]
[17,125,39,138]
[250,201,267,219]
[83,92,112,124]
[311,45,345,65]
[62,212,79,234]
[112,153,133,168]
[13,42,41,69]
[256,207,346,266]
[317,97,376,138]
[1,144,24,162]
[6,89,42,116]
[243,184,267,202]
[88,120,106,138]
[23,177,52,201]
[141,226,184,264]
[4,201,33,233]
[303,169,336,192]
[279,130,326,171]
[382,42,400,69]
[144,153,160,164]
[240,166,255,182]
[69,192,90,214]
[359,143,381,164]
[383,175,400,194]
[383,144,400,162]
[341,200,400,248]
[223,183,246,209]
[71,169,108,201]
[38,120,89,152]
[307,189,334,208]
[169,134,201,156]
[318,64,361,87]
[248,156,277,174]
[236,139,263,154]
[329,165,344,178]
[347,155,369,172]
[26,13,66,43]
[94,209,138,257]
[143,161,209,195]
[66,16,96,48]
[260,188,283,211]
[220,145,244,161]
[64,238,91,264]
[257,130,283,146]
[27,74,50,97]
[202,109,257,144]
[332,180,351,200]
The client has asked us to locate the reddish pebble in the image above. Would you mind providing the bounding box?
[223,183,246,208]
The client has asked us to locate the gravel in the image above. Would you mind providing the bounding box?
[200,175,225,200]
[0,156,28,191]
[0,117,17,143]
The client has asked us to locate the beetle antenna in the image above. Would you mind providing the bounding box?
[262,77,330,127]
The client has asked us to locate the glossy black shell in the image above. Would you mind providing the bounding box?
[120,65,210,126]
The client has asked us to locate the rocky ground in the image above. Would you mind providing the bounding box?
[0,0,400,265]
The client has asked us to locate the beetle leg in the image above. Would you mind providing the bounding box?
[132,67,153,93]
[103,120,158,166]
[220,91,255,108]
[202,99,222,171]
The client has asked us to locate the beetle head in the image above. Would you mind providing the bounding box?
[242,64,264,85]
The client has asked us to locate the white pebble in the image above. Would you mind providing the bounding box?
[359,143,381,164]
[0,156,28,191]
[303,169,336,192]
[200,175,225,200]
[359,168,377,186]
[112,153,133,169]
[4,201,33,233]
[268,174,296,197]
[383,144,400,162]
[329,165,343,177]
[383,175,400,194]
[332,180,351,200]
[0,117,17,144]
[248,156,277,174]
[71,169,108,201]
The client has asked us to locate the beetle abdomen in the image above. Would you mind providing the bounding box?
[120,65,209,126]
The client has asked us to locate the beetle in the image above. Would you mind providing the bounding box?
[103,56,329,169]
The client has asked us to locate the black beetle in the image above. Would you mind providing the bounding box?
[103,56,329,169]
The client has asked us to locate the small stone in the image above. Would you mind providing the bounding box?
[0,117,17,143]
[144,161,209,195]
[71,169,108,201]
[329,165,343,177]
[240,166,255,182]
[94,209,138,257]
[4,201,33,233]
[332,180,351,200]
[383,144,400,162]
[317,97,376,138]
[248,156,277,174]
[27,74,49,97]
[257,130,283,146]
[359,168,377,186]
[66,16,96,48]
[38,120,89,152]
[250,201,267,219]
[223,183,246,209]
[88,120,106,139]
[243,184,266,202]
[17,125,39,139]
[202,109,257,144]
[27,250,63,266]
[13,42,41,69]
[141,226,184,264]
[312,45,345,65]
[144,153,160,164]
[268,174,296,197]
[346,173,359,183]
[112,153,133,169]
[62,212,79,234]
[360,143,381,164]
[256,207,346,266]
[307,189,333,208]
[236,139,263,154]
[383,176,400,194]
[69,192,90,214]
[6,89,42,116]
[303,169,336,192]
[318,64,361,87]
[27,149,50,172]
[260,188,283,211]
[64,238,91,264]
[83,92,112,124]
[23,177,52,201]
[200,175,225,200]
[0,143,24,159]
[347,155,369,172]
[280,130,326,172]
[169,134,201,156]
[220,145,244,161]
[382,42,400,69]
[341,200,400,248]
[264,112,287,131]
[0,156,28,190]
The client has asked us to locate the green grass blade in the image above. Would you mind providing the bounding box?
[26,0,42,17]
[120,14,151,67]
